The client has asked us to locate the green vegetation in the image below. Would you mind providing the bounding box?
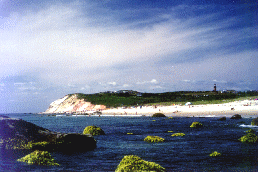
[83,126,105,136]
[251,117,258,126]
[171,133,185,137]
[239,133,258,143]
[3,138,32,150]
[209,151,221,157]
[144,136,165,143]
[167,131,173,133]
[73,91,258,108]
[246,129,256,133]
[17,150,59,166]
[190,122,203,128]
[115,155,166,172]
[152,113,166,117]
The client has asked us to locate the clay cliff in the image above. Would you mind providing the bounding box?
[43,94,106,114]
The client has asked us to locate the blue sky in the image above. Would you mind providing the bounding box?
[0,0,257,113]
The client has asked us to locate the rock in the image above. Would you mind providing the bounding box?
[0,117,96,152]
[190,122,203,128]
[230,114,242,119]
[218,117,226,121]
[17,150,59,166]
[83,126,105,136]
[152,113,166,117]
[144,136,165,143]
[239,133,258,143]
[115,155,166,172]
[251,117,258,126]
[209,151,221,157]
[171,133,185,137]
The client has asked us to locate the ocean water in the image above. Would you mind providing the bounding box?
[1,113,258,172]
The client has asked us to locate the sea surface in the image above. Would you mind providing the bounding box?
[1,113,258,172]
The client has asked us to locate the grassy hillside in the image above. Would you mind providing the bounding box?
[73,91,258,108]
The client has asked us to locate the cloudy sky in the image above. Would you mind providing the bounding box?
[0,0,257,113]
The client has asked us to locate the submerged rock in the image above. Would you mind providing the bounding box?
[144,136,165,143]
[115,155,166,172]
[0,117,96,152]
[230,114,242,119]
[83,126,105,136]
[17,150,59,166]
[152,113,166,117]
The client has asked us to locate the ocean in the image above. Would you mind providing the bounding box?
[1,113,258,172]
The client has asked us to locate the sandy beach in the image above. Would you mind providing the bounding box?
[101,99,258,117]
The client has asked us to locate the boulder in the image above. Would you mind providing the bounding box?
[0,116,96,152]
[152,113,166,117]
[83,126,105,136]
[218,117,226,121]
[17,150,59,166]
[115,155,166,172]
[144,136,165,143]
[251,117,258,126]
[230,114,242,119]
[190,122,203,128]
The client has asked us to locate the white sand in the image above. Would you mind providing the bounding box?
[101,99,258,117]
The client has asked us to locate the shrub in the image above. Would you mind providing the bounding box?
[239,133,258,143]
[152,113,166,117]
[171,133,185,137]
[144,136,165,143]
[115,155,166,172]
[190,122,203,128]
[209,151,221,157]
[83,126,105,136]
[251,117,258,126]
[17,150,59,166]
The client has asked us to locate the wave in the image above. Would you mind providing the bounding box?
[239,124,258,128]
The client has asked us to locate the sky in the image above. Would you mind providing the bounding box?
[0,0,257,113]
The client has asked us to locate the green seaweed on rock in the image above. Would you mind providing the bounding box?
[115,155,166,172]
[239,133,258,143]
[144,136,164,143]
[190,122,203,128]
[17,150,59,166]
[171,133,185,137]
[83,126,105,136]
[209,151,221,157]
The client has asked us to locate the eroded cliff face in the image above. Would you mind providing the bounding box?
[43,94,106,114]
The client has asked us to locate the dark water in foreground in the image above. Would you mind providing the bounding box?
[1,113,258,172]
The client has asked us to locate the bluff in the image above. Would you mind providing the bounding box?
[43,94,106,114]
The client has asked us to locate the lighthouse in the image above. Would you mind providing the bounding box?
[213,84,217,92]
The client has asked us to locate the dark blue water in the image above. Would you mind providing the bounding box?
[1,114,258,172]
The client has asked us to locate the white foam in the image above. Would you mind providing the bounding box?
[239,124,258,128]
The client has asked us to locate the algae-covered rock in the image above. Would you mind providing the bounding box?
[152,113,166,117]
[230,114,242,119]
[209,151,221,157]
[115,155,166,172]
[190,122,203,128]
[246,129,256,133]
[251,117,258,126]
[144,136,165,143]
[239,133,258,143]
[17,150,59,166]
[171,133,185,137]
[83,126,105,136]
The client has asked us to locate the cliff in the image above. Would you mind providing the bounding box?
[43,94,106,114]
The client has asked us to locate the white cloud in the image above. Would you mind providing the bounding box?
[107,82,117,86]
